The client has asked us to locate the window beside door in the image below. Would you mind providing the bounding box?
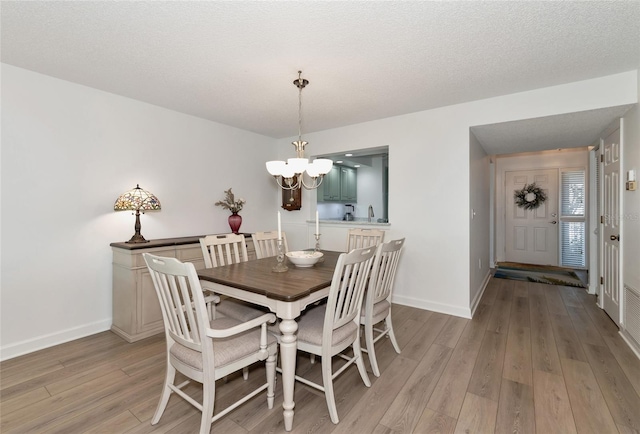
[560,169,586,267]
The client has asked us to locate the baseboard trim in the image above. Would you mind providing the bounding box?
[470,270,492,317]
[0,319,112,361]
[620,329,640,361]
[392,294,472,319]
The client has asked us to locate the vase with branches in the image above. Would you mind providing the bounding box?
[215,188,245,233]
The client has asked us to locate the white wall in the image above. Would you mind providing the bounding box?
[280,71,637,319]
[2,65,638,359]
[0,64,279,359]
[494,148,590,264]
[621,68,640,352]
[622,72,640,294]
[469,132,491,312]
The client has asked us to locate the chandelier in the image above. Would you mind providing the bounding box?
[266,71,333,190]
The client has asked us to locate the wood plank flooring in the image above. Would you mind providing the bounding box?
[2,277,639,433]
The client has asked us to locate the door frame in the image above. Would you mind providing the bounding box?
[494,149,590,265]
[588,142,602,296]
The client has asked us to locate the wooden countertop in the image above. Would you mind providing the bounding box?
[110,233,252,250]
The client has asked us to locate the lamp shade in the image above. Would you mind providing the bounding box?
[114,184,161,211]
[287,158,309,174]
[313,159,333,174]
[266,160,286,176]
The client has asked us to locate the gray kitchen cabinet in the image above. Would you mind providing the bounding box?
[320,165,341,201]
[318,165,357,202]
[340,166,357,201]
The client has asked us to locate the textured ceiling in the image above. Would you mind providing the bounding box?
[1,1,639,153]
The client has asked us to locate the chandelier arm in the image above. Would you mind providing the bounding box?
[273,176,301,191]
[299,173,325,190]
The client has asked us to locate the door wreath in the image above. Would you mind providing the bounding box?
[514,183,547,210]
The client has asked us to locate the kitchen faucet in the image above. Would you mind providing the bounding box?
[368,205,374,222]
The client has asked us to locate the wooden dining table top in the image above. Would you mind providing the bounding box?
[197,250,341,302]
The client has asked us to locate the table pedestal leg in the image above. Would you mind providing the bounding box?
[279,318,298,431]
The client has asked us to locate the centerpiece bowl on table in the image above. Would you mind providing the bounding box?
[285,251,324,267]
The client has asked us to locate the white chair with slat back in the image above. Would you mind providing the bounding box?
[361,238,405,377]
[308,228,384,366]
[143,253,277,434]
[199,233,267,381]
[291,246,376,424]
[346,228,385,251]
[252,231,289,259]
[199,234,265,322]
[200,233,248,268]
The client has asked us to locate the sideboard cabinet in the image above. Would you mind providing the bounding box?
[111,234,255,342]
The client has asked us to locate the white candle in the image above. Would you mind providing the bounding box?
[316,210,319,235]
[277,211,282,240]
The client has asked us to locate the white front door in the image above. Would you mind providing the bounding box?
[602,127,621,325]
[505,169,559,265]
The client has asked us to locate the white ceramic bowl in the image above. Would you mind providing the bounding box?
[285,251,324,268]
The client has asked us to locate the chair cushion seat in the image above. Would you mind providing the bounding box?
[216,298,267,322]
[297,305,358,347]
[170,317,276,371]
[361,299,391,324]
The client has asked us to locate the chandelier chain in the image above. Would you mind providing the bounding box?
[298,81,303,143]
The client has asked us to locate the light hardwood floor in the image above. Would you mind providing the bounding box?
[2,277,640,433]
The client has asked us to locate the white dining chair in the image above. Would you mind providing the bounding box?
[199,234,266,322]
[200,233,267,380]
[143,253,277,434]
[200,233,248,268]
[292,246,376,424]
[346,228,385,251]
[252,230,289,259]
[361,238,405,377]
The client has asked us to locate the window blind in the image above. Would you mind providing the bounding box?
[561,221,586,267]
[560,169,586,268]
[561,171,585,216]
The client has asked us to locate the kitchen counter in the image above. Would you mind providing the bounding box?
[309,218,390,227]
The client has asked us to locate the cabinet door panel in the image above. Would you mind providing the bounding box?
[139,269,164,333]
[325,166,341,200]
[341,167,357,201]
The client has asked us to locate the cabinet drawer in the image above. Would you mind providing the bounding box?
[176,245,204,262]
[113,248,176,268]
[138,269,164,333]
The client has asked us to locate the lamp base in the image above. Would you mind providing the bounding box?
[125,210,150,243]
[126,233,150,243]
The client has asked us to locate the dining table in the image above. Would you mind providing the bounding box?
[197,250,341,432]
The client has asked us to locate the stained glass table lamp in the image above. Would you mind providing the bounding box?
[114,184,161,243]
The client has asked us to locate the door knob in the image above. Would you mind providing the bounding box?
[550,221,557,224]
[610,234,620,241]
